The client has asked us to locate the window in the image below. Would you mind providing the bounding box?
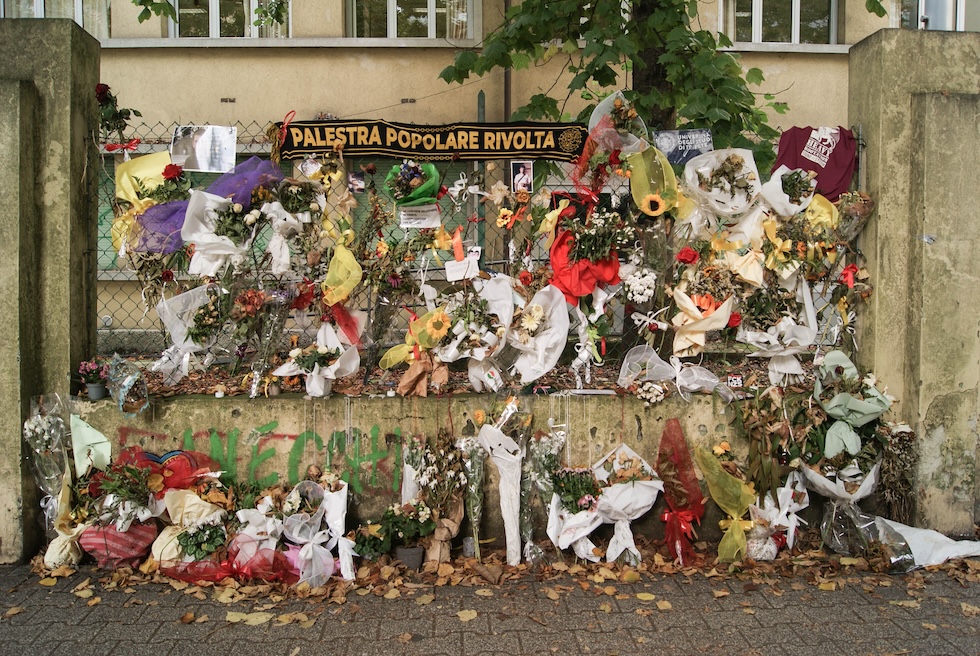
[172,0,288,37]
[903,0,978,30]
[722,0,838,44]
[1,0,110,39]
[349,0,472,39]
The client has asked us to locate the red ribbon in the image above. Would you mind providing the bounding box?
[661,509,699,564]
[600,336,606,357]
[278,110,296,145]
[838,263,859,288]
[330,302,362,348]
[105,138,141,152]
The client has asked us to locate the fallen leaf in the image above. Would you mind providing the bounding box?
[383,588,401,600]
[195,615,209,623]
[743,608,755,615]
[818,582,836,592]
[598,567,616,580]
[890,600,920,609]
[636,636,647,644]
[551,562,568,572]
[397,633,413,643]
[457,609,478,622]
[635,609,653,617]
[636,593,656,601]
[922,623,937,630]
[288,649,301,656]
[544,588,560,601]
[3,607,24,618]
[226,611,274,625]
[599,603,612,613]
[38,578,57,587]
[712,590,730,599]
[961,602,979,617]
[415,594,434,605]
[74,590,94,599]
[839,557,863,566]
[86,597,101,607]
[621,571,641,584]
[656,600,672,611]
[180,612,195,624]
[437,563,455,578]
[603,585,617,596]
[475,589,494,597]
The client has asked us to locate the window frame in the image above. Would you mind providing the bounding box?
[168,0,292,38]
[720,0,839,45]
[346,0,474,40]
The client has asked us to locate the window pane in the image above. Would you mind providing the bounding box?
[734,0,753,41]
[439,0,469,38]
[44,0,74,18]
[352,0,387,36]
[255,0,287,37]
[397,0,429,37]
[3,0,35,17]
[178,0,210,37]
[82,0,110,39]
[761,0,792,41]
[219,0,247,36]
[800,0,831,43]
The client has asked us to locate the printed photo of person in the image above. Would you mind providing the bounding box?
[511,160,533,193]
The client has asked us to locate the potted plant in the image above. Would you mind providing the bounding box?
[78,358,110,400]
[354,499,435,570]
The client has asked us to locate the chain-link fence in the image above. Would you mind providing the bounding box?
[96,121,556,357]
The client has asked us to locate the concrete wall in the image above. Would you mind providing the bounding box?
[850,29,980,535]
[76,393,737,539]
[0,19,101,562]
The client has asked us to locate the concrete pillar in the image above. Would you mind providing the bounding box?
[0,19,100,562]
[849,29,980,535]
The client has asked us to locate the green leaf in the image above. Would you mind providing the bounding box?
[865,0,887,17]
[745,68,765,86]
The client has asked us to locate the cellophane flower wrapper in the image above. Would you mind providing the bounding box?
[683,148,760,219]
[457,436,487,561]
[801,460,884,555]
[80,521,159,570]
[671,288,734,358]
[694,448,755,563]
[181,190,252,278]
[152,489,228,579]
[592,444,664,564]
[262,200,309,276]
[282,480,354,584]
[272,323,360,398]
[152,284,225,386]
[656,419,705,565]
[586,92,649,155]
[527,431,567,562]
[748,471,809,559]
[108,354,149,416]
[761,165,817,217]
[433,276,514,365]
[617,345,733,402]
[477,423,525,566]
[876,518,980,569]
[813,351,891,459]
[23,395,70,533]
[546,492,602,561]
[384,162,441,207]
[206,156,283,209]
[135,200,188,254]
[508,284,570,384]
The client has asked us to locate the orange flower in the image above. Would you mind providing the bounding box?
[692,293,721,316]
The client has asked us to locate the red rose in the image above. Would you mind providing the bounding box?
[727,312,742,329]
[519,270,533,286]
[160,269,175,282]
[162,164,183,181]
[608,150,621,166]
[675,246,700,265]
[95,83,110,103]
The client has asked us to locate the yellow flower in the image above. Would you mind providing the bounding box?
[425,310,451,341]
[639,193,666,217]
[473,409,486,426]
[496,208,514,229]
[375,240,389,258]
[712,441,732,457]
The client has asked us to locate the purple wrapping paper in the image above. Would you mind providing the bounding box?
[136,200,189,254]
[206,156,284,209]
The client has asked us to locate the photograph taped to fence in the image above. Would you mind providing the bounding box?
[511,160,533,193]
[170,125,238,173]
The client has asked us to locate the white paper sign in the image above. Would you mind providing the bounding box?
[399,204,441,229]
[445,256,480,282]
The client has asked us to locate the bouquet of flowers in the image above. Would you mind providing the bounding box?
[385,160,440,207]
[78,358,109,385]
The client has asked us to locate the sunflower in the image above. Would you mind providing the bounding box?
[425,310,451,341]
[640,193,666,217]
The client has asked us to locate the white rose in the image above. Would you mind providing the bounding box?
[317,345,329,355]
[232,203,243,213]
[289,348,302,359]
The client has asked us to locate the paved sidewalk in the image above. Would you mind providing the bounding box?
[1,562,979,656]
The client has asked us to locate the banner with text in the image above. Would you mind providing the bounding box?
[277,120,589,162]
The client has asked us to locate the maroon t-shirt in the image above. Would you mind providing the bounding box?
[772,126,856,202]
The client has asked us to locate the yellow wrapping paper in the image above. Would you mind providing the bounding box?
[693,448,755,563]
[537,198,570,249]
[804,194,839,231]
[722,250,765,288]
[115,151,172,204]
[379,308,449,370]
[625,146,677,212]
[321,243,363,306]
[150,489,225,563]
